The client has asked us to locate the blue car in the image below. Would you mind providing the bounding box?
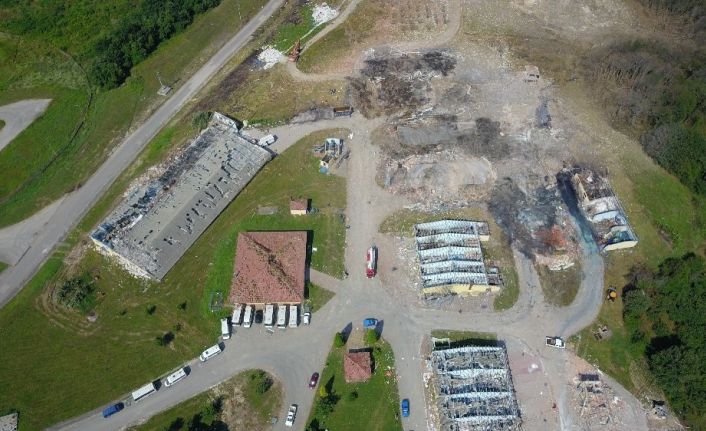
[401,398,410,417]
[363,318,378,328]
[102,402,124,418]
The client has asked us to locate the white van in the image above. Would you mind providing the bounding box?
[288,305,298,328]
[243,305,253,328]
[131,382,156,402]
[199,344,222,362]
[164,368,187,387]
[221,317,230,340]
[232,304,243,327]
[277,305,287,329]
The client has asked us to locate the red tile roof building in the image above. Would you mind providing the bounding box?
[344,351,373,383]
[230,231,307,305]
[289,199,308,215]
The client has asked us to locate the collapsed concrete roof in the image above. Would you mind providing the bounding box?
[230,231,307,304]
[90,113,272,280]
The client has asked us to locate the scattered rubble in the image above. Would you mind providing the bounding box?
[256,46,283,70]
[312,3,338,26]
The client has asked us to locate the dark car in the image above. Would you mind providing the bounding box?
[309,372,319,388]
[254,309,264,324]
[401,398,410,417]
[102,402,124,418]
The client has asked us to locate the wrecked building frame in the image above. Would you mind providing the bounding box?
[431,344,521,431]
[414,220,501,296]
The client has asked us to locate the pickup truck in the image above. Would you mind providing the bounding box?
[285,404,298,427]
[546,336,565,349]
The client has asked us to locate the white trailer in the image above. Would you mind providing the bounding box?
[132,382,156,402]
[277,305,287,329]
[288,305,298,328]
[232,304,243,326]
[264,304,275,328]
[243,305,253,328]
[221,317,230,339]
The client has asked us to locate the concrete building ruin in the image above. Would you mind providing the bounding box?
[568,168,638,251]
[431,344,521,431]
[414,220,502,296]
[90,113,272,280]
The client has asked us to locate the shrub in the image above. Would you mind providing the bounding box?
[364,329,379,346]
[334,332,345,347]
[56,274,95,312]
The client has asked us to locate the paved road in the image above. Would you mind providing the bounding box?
[0,99,52,152]
[0,0,286,308]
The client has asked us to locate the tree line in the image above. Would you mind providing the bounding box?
[581,1,706,197]
[89,0,221,89]
[623,253,706,428]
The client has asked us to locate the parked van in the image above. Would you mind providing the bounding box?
[243,305,253,328]
[199,344,223,362]
[164,368,187,387]
[221,317,230,340]
[288,305,298,328]
[232,304,243,327]
[102,402,124,418]
[132,382,156,402]
[277,305,287,329]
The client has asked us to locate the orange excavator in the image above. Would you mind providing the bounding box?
[288,39,302,62]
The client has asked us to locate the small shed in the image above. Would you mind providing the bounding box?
[289,199,308,216]
[344,351,372,383]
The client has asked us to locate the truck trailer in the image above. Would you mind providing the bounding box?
[277,305,287,329]
[288,305,298,328]
[264,304,275,328]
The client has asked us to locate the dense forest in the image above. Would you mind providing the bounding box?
[623,253,706,428]
[0,0,221,89]
[583,0,706,196]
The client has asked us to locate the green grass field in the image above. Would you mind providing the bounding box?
[379,207,519,311]
[129,370,282,431]
[307,282,335,312]
[306,338,402,431]
[0,0,268,227]
[537,263,581,307]
[0,128,348,430]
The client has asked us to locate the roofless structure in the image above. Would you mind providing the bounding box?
[414,220,501,296]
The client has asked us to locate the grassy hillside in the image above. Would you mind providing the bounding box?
[0,0,267,227]
[0,128,347,430]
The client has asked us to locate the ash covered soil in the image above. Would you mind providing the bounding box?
[350,42,578,259]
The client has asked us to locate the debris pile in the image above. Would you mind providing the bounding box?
[313,138,348,174]
[570,373,627,430]
[312,3,338,26]
[256,46,282,70]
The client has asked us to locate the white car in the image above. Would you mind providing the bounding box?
[546,336,566,349]
[285,404,297,427]
[302,311,311,325]
[258,134,276,146]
